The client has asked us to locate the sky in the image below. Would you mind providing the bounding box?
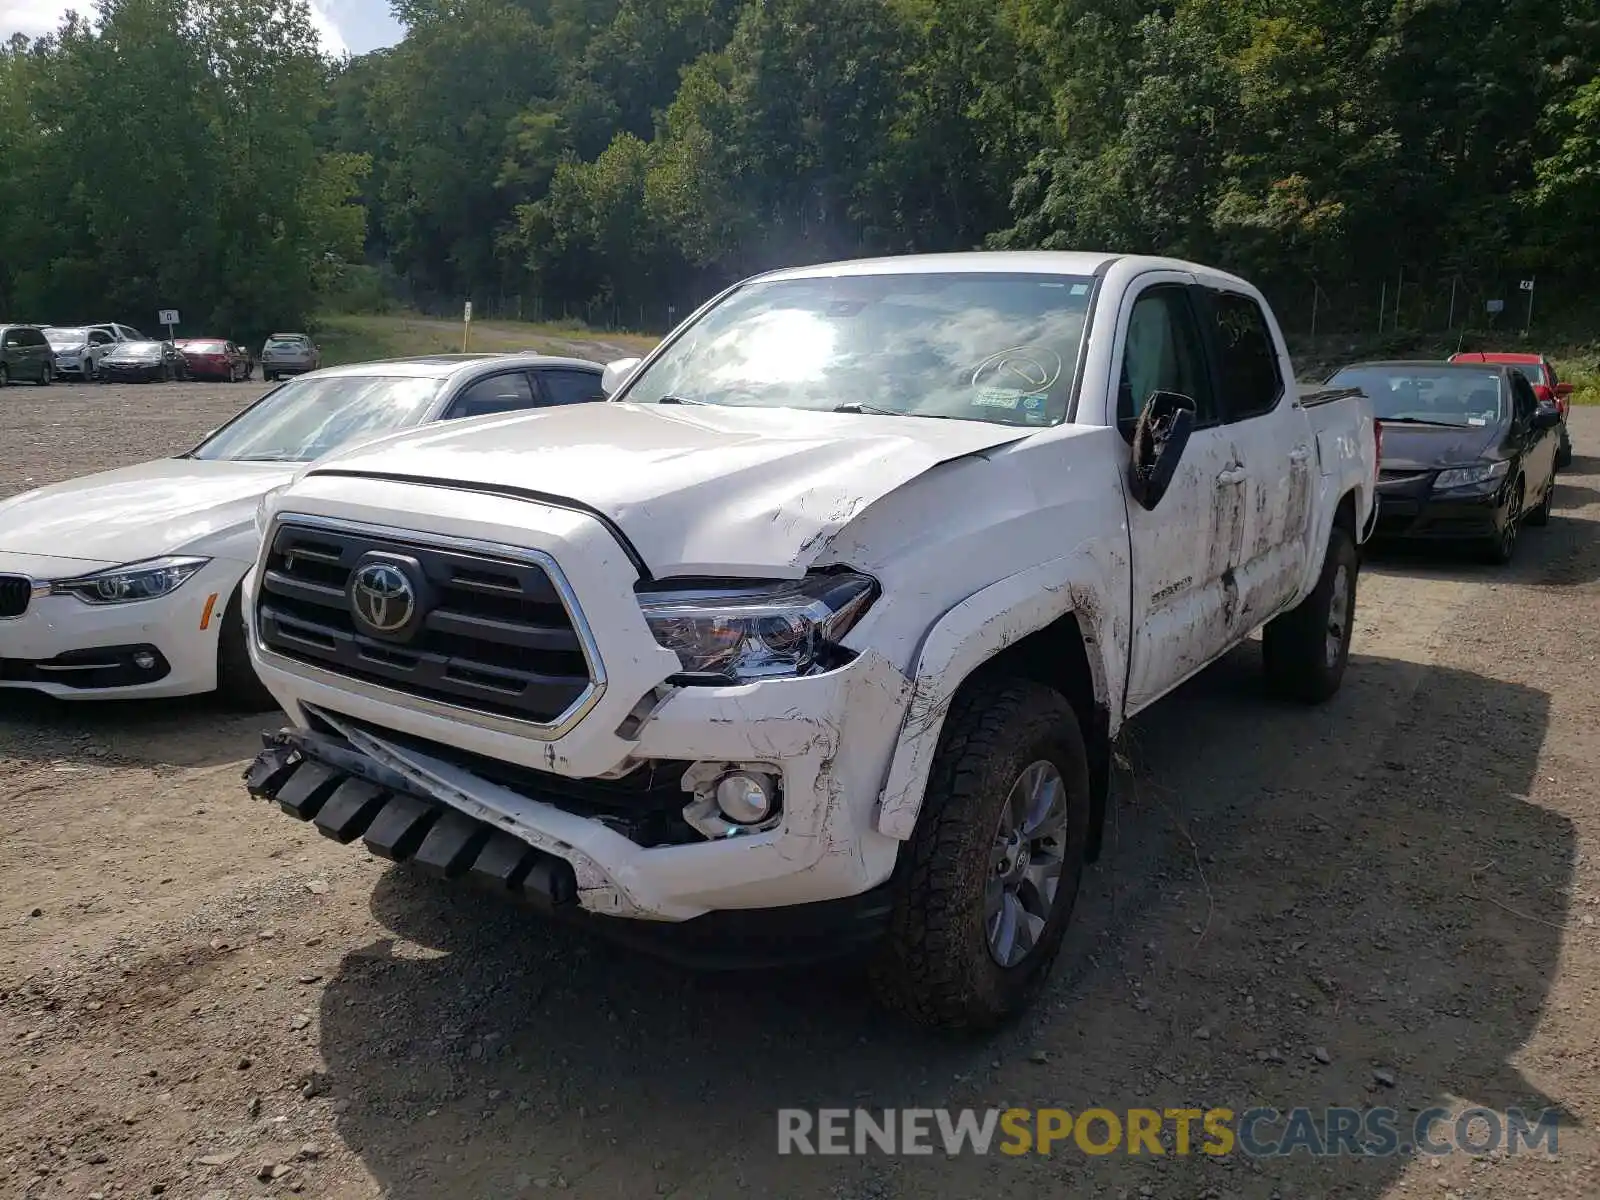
[0,0,406,56]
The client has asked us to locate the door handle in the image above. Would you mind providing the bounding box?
[1289,446,1311,464]
[1216,466,1247,486]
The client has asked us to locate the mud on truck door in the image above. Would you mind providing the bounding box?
[1116,276,1249,713]
[1193,286,1314,633]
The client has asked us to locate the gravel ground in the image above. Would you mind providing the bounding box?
[1,384,1598,1199]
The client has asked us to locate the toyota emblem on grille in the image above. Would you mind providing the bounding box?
[351,562,416,634]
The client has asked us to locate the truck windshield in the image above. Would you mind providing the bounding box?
[188,375,442,462]
[1329,366,1505,428]
[619,271,1096,427]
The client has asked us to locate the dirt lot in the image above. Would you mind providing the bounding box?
[2,383,1599,1199]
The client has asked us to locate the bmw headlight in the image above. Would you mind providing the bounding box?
[1434,460,1510,490]
[51,555,210,604]
[638,571,879,683]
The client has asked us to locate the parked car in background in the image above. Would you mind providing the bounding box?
[43,326,120,381]
[99,340,189,383]
[86,322,147,343]
[0,324,55,386]
[176,339,252,382]
[1449,351,1573,468]
[1329,359,1561,563]
[241,251,1379,1030]
[260,333,320,380]
[0,353,605,709]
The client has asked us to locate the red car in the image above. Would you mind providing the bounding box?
[1450,352,1573,467]
[175,338,253,382]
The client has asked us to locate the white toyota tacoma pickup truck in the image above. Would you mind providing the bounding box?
[242,252,1377,1029]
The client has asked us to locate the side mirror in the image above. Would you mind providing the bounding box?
[1556,382,1574,398]
[600,357,642,397]
[1532,406,1562,432]
[1127,391,1197,512]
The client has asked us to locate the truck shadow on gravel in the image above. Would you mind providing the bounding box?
[0,693,275,769]
[312,647,1569,1199]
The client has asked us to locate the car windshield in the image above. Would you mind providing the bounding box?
[189,374,443,462]
[45,327,89,346]
[116,342,164,359]
[618,271,1096,427]
[267,337,307,349]
[187,341,227,353]
[1329,367,1505,427]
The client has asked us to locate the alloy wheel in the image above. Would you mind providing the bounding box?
[985,760,1069,968]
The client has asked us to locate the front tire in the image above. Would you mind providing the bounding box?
[1557,427,1573,470]
[215,588,278,712]
[39,363,52,386]
[1263,523,1359,704]
[1481,479,1525,565]
[871,679,1090,1030]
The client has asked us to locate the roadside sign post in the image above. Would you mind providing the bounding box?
[462,300,472,353]
[158,309,179,340]
[1520,278,1536,335]
[1486,299,1504,329]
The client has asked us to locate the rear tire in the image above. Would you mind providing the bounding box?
[1263,523,1359,704]
[1557,427,1573,470]
[870,679,1090,1031]
[216,588,279,712]
[0,364,9,387]
[39,363,52,386]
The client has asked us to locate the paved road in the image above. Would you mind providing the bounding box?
[0,397,1596,1199]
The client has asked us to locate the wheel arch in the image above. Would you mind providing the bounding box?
[875,558,1122,862]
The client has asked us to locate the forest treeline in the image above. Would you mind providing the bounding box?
[3,0,1598,335]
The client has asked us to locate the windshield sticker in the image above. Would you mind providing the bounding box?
[1071,283,1089,296]
[971,347,1064,395]
[1468,417,1487,425]
[973,388,1023,409]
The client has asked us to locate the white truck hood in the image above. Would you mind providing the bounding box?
[304,401,1032,576]
[0,458,297,571]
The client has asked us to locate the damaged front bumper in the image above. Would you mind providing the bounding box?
[244,722,898,969]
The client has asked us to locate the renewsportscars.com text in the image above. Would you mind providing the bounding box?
[777,1107,1560,1159]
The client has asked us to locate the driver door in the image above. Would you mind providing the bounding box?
[1119,278,1248,714]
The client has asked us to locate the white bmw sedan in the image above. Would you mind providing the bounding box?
[0,352,605,707]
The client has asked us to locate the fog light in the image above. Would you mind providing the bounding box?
[132,650,157,671]
[681,762,784,840]
[715,772,774,824]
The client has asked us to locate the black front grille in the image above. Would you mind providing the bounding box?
[257,522,593,723]
[0,575,29,619]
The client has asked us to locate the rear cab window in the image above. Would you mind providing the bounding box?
[1208,292,1284,422]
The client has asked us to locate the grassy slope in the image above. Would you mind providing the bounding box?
[313,313,659,368]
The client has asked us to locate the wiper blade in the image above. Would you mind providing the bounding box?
[230,454,303,462]
[656,395,708,406]
[1379,417,1468,427]
[833,402,901,416]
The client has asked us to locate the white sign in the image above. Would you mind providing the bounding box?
[1486,299,1505,314]
[158,309,180,326]
[1519,280,1535,292]
[463,301,472,322]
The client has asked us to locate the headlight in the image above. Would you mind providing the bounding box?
[638,571,879,683]
[1434,460,1510,490]
[50,555,210,604]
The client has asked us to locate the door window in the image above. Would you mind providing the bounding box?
[1209,293,1284,422]
[1510,373,1538,424]
[538,368,606,406]
[446,372,538,420]
[1117,286,1217,431]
